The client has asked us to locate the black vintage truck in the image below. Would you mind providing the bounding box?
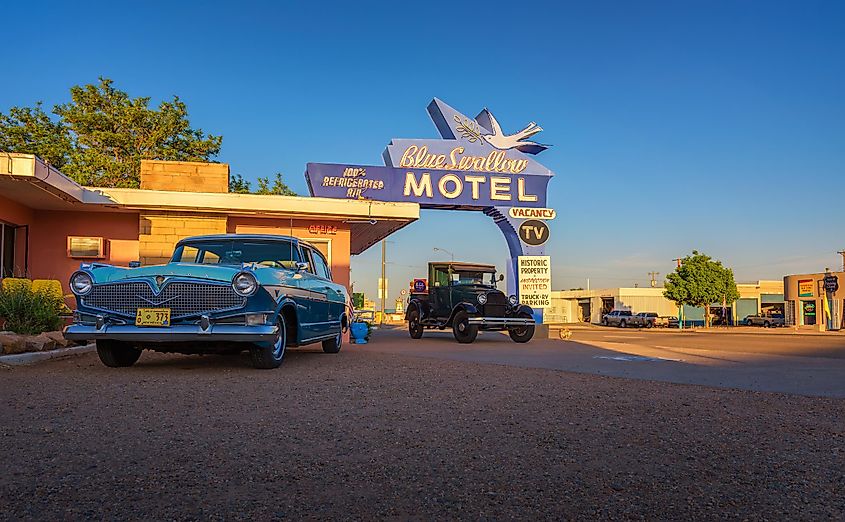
[405,262,536,344]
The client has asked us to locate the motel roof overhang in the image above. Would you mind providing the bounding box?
[0,153,419,255]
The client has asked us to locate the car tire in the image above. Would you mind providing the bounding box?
[452,310,478,344]
[746,319,753,326]
[250,318,286,369]
[96,339,142,368]
[645,321,653,329]
[763,321,770,328]
[620,320,627,328]
[408,309,424,339]
[603,318,609,327]
[509,312,535,343]
[322,330,343,354]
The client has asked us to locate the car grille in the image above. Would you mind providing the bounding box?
[82,281,246,318]
[482,292,508,317]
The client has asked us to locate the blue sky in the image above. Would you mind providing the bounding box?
[3,1,844,302]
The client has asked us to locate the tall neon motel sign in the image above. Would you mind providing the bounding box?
[306,99,555,306]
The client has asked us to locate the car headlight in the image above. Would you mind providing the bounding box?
[232,271,258,297]
[70,271,93,296]
[477,293,488,305]
[508,295,518,306]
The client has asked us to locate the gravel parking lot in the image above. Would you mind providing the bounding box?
[2,340,843,520]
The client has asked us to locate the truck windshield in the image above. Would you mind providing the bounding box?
[171,240,299,268]
[452,270,497,286]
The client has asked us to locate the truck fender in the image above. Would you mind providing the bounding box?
[448,303,479,324]
[405,299,430,321]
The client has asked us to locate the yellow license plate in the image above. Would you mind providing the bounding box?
[135,308,171,327]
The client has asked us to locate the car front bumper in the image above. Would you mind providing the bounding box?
[467,317,535,328]
[63,323,279,343]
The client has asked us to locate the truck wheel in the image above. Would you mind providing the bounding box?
[452,310,478,343]
[408,309,423,339]
[250,319,286,369]
[620,320,627,328]
[509,313,535,343]
[96,340,141,368]
[322,330,343,353]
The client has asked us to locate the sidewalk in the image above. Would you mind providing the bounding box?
[548,323,845,337]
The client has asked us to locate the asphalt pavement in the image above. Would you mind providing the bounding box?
[361,325,845,397]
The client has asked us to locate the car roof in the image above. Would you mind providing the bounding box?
[429,261,497,272]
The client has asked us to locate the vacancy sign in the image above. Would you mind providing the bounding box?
[518,256,552,309]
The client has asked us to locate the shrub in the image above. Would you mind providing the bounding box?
[0,281,65,335]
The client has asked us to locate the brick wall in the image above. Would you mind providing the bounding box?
[139,213,227,265]
[140,160,229,193]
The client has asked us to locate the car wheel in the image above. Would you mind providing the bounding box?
[322,330,343,354]
[620,320,627,328]
[250,318,286,369]
[746,319,753,326]
[603,318,608,327]
[763,321,770,328]
[96,339,142,368]
[408,309,424,339]
[452,310,478,344]
[509,312,535,343]
[645,321,653,329]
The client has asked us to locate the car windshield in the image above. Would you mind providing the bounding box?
[171,239,299,268]
[451,270,497,286]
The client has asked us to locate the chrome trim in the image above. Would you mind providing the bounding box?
[81,279,246,319]
[467,317,535,327]
[63,324,279,342]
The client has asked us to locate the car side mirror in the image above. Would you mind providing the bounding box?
[498,274,505,282]
[295,262,309,272]
[129,261,141,268]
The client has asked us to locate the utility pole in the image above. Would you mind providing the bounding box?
[837,250,845,272]
[380,240,386,324]
[648,271,660,288]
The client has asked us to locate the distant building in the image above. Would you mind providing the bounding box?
[783,271,844,331]
[547,281,784,326]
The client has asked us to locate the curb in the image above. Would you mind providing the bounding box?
[0,343,95,366]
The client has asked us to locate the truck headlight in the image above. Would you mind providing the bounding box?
[232,271,258,297]
[477,294,487,305]
[508,295,518,306]
[70,271,93,296]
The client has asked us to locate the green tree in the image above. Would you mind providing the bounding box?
[0,77,221,188]
[0,103,72,168]
[663,251,741,328]
[228,173,252,194]
[255,172,298,196]
[228,172,298,196]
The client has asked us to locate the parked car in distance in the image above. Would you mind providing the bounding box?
[632,312,659,328]
[405,261,535,343]
[64,234,350,369]
[603,310,633,327]
[656,315,680,328]
[744,314,785,328]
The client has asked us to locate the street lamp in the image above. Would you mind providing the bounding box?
[433,247,454,261]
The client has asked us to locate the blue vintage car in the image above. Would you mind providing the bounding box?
[64,234,350,369]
